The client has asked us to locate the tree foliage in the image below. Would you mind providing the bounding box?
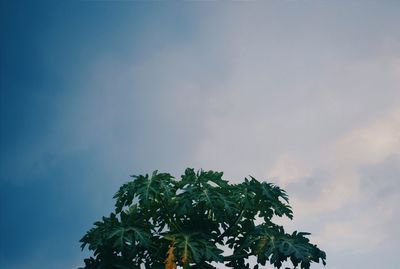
[79,168,326,269]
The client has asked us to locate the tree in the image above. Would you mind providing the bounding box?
[79,168,326,269]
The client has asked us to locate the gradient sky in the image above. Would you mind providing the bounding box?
[1,1,399,269]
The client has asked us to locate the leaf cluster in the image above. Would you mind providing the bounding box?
[79,168,326,269]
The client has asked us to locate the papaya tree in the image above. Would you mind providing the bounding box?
[79,168,326,269]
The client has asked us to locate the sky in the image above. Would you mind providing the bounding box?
[0,0,399,268]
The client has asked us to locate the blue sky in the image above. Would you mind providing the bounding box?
[1,1,399,268]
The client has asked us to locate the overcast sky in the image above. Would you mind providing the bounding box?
[1,1,399,269]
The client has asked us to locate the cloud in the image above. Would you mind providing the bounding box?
[2,1,400,269]
[276,109,400,259]
[186,3,400,266]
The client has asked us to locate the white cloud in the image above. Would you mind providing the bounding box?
[73,4,400,267]
[185,3,400,266]
[278,108,400,258]
[268,153,312,187]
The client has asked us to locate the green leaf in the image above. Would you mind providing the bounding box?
[79,168,326,269]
